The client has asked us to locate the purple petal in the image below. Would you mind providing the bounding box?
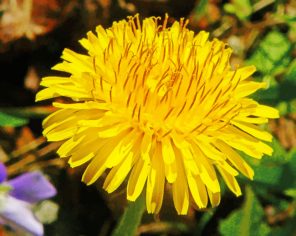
[0,195,44,236]
[0,163,7,183]
[8,172,57,203]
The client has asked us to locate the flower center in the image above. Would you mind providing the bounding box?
[89,15,241,140]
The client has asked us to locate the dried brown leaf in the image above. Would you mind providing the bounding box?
[24,67,40,92]
[269,114,296,150]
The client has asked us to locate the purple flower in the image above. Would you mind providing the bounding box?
[0,195,43,236]
[0,163,7,183]
[8,171,57,203]
[0,163,57,236]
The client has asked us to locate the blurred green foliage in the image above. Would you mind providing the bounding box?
[219,187,271,236]
[248,31,292,75]
[0,111,28,127]
[111,194,146,236]
[0,0,296,235]
[224,0,252,21]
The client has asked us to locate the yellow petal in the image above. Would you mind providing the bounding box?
[160,139,177,183]
[42,109,74,127]
[193,31,209,47]
[161,138,175,164]
[53,101,110,111]
[78,114,122,128]
[69,137,107,167]
[164,162,177,183]
[69,153,94,168]
[218,161,239,176]
[141,132,152,155]
[61,48,92,72]
[103,152,134,193]
[82,132,127,185]
[217,166,242,196]
[79,37,91,50]
[43,115,74,136]
[81,152,108,185]
[179,145,200,175]
[221,126,273,157]
[105,129,139,168]
[97,123,131,138]
[223,139,262,159]
[127,157,150,201]
[57,135,85,157]
[187,173,208,209]
[172,157,189,215]
[234,116,268,124]
[236,65,256,81]
[37,84,90,101]
[40,76,68,87]
[207,188,221,207]
[146,148,165,214]
[231,120,272,142]
[35,88,60,101]
[214,140,254,179]
[235,82,266,98]
[195,137,226,161]
[191,144,220,193]
[45,126,77,142]
[252,105,279,118]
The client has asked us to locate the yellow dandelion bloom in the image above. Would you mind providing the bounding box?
[36,14,279,215]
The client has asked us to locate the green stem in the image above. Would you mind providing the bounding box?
[239,185,254,236]
[111,193,146,236]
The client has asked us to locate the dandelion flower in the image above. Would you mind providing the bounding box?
[36,15,279,214]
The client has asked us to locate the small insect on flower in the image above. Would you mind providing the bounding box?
[36,14,279,215]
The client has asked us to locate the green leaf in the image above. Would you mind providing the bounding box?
[111,194,145,236]
[252,163,283,186]
[224,0,252,21]
[281,14,296,24]
[0,106,55,119]
[250,142,296,194]
[266,138,289,164]
[0,111,28,127]
[276,102,289,116]
[193,0,208,20]
[268,217,296,236]
[34,200,59,224]
[285,59,296,83]
[219,186,271,236]
[0,184,12,193]
[250,139,286,185]
[252,75,280,104]
[273,100,296,116]
[194,208,216,235]
[248,31,292,75]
